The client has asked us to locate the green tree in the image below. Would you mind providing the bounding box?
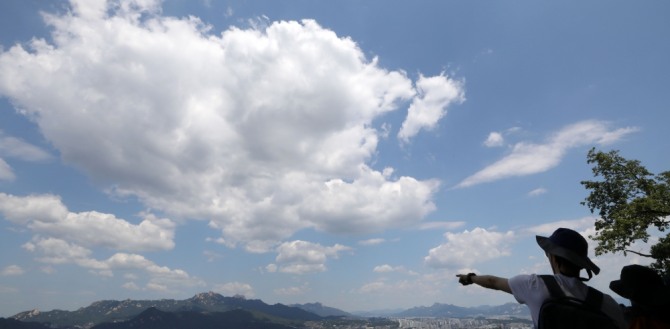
[581,148,670,276]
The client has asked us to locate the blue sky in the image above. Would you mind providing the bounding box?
[0,0,669,317]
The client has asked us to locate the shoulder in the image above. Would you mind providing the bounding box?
[509,273,545,290]
[509,273,535,285]
[509,274,551,303]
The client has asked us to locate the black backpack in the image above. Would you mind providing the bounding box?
[538,275,619,329]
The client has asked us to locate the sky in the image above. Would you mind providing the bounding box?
[0,0,669,317]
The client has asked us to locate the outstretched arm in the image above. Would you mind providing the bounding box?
[456,273,512,294]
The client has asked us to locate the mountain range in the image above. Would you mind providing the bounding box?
[10,292,320,328]
[394,302,530,318]
[6,292,531,329]
[91,307,296,329]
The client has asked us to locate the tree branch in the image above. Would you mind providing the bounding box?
[624,250,653,257]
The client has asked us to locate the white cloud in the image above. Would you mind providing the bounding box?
[373,264,409,274]
[22,237,203,291]
[122,282,140,290]
[1,265,24,276]
[203,250,222,262]
[0,0,448,249]
[146,282,168,292]
[0,158,13,181]
[270,240,351,274]
[300,170,441,237]
[23,237,94,265]
[359,238,385,246]
[418,221,465,230]
[527,187,547,197]
[483,127,521,148]
[224,5,233,18]
[0,193,175,252]
[359,281,387,293]
[214,282,255,298]
[456,120,638,188]
[483,132,504,147]
[0,131,52,181]
[373,264,395,273]
[124,273,139,280]
[398,74,465,143]
[424,228,515,268]
[0,131,52,162]
[265,264,278,273]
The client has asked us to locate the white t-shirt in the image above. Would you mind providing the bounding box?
[508,273,627,329]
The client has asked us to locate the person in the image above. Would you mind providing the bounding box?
[456,227,627,329]
[609,264,670,329]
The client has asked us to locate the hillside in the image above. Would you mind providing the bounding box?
[11,292,320,328]
[393,302,530,318]
[291,302,353,317]
[91,307,295,329]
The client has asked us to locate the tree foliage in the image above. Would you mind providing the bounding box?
[581,148,670,275]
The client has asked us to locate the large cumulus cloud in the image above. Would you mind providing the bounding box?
[0,0,463,250]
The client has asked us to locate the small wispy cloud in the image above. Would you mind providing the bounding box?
[418,221,465,231]
[483,126,521,148]
[457,120,638,188]
[0,159,13,181]
[0,131,52,162]
[359,238,385,246]
[373,264,401,273]
[224,5,234,18]
[203,250,223,262]
[528,187,547,197]
[122,282,140,290]
[1,265,24,276]
[483,132,504,147]
[0,131,53,181]
[373,264,417,275]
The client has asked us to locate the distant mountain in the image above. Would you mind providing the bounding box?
[11,292,320,328]
[394,303,475,318]
[351,308,405,317]
[91,307,295,329]
[10,291,532,329]
[291,302,352,317]
[0,318,52,329]
[393,302,530,318]
[476,302,531,317]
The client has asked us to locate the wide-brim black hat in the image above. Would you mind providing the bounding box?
[610,264,670,306]
[536,228,600,278]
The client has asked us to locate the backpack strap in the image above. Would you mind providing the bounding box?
[540,275,604,310]
[539,275,565,298]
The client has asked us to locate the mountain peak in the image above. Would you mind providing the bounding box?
[193,291,220,298]
[191,291,225,302]
[13,309,41,320]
